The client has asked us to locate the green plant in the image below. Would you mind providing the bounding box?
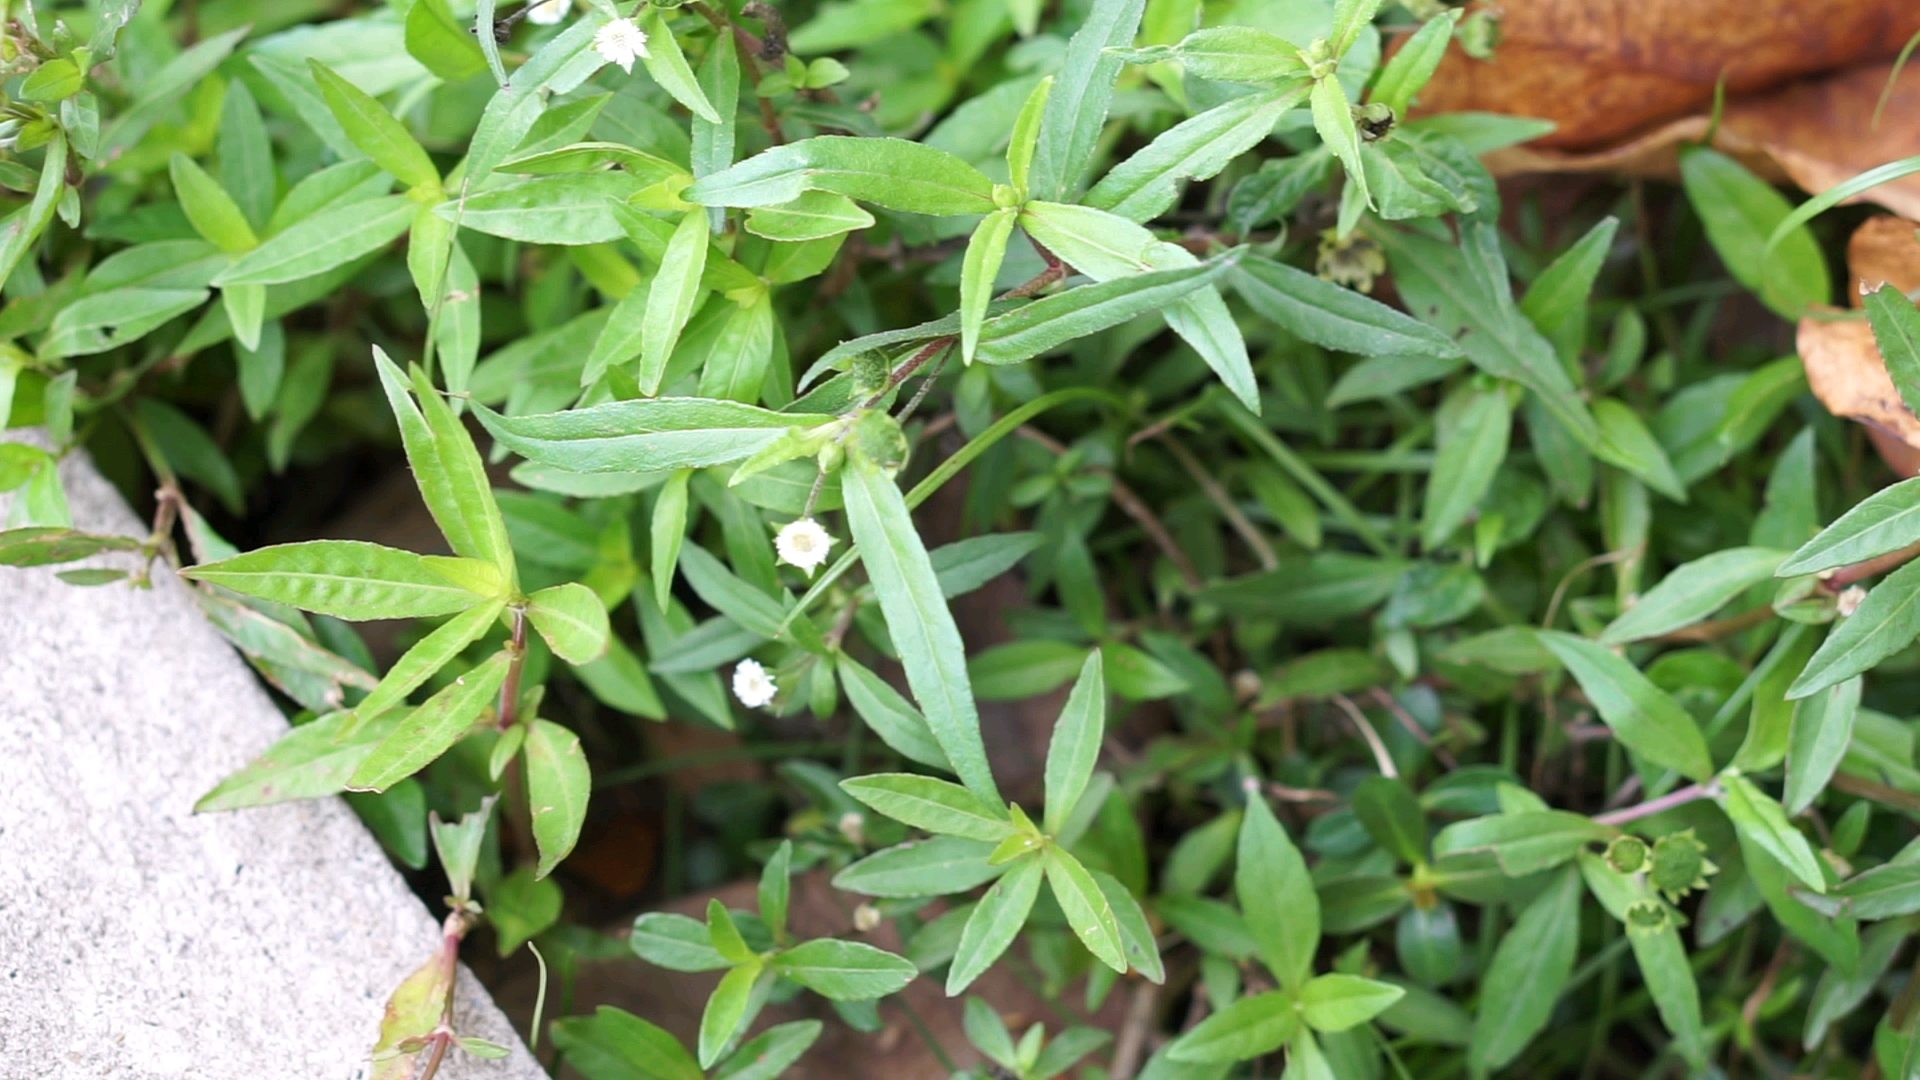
[12,0,1920,1077]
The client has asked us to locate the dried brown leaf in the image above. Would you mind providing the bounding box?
[1414,0,1920,151]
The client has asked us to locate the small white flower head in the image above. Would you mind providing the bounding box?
[775,517,837,576]
[1838,585,1868,618]
[525,0,570,25]
[732,658,777,709]
[852,903,882,932]
[593,17,649,73]
[837,810,866,847]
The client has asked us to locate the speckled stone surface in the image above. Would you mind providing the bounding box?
[0,441,545,1080]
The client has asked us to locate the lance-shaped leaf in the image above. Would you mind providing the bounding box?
[773,938,917,1000]
[1784,675,1862,815]
[842,450,1002,804]
[1468,865,1581,1073]
[373,349,515,574]
[1539,631,1715,781]
[960,208,1017,364]
[195,711,394,811]
[1232,254,1462,359]
[1780,476,1920,577]
[1239,791,1317,990]
[1601,547,1787,644]
[1431,810,1615,876]
[832,836,1001,898]
[698,960,766,1067]
[182,541,490,621]
[744,191,875,242]
[1720,773,1826,893]
[1168,990,1298,1063]
[1801,863,1920,922]
[1299,974,1404,1033]
[639,7,720,123]
[309,60,439,191]
[1423,381,1511,549]
[214,195,416,287]
[347,651,511,791]
[1045,846,1127,973]
[526,718,590,878]
[1084,86,1305,224]
[351,598,506,728]
[837,653,951,772]
[474,399,835,474]
[1042,650,1106,834]
[947,854,1045,994]
[684,136,996,216]
[170,153,257,254]
[1117,27,1308,85]
[975,258,1232,366]
[639,210,713,395]
[1790,558,1920,700]
[841,774,1011,842]
[1028,0,1145,200]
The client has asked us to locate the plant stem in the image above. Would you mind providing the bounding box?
[1591,781,1716,827]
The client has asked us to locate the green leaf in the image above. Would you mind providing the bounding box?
[1780,476,1920,576]
[1238,792,1317,991]
[842,450,1002,804]
[351,598,506,727]
[574,635,667,720]
[0,527,140,567]
[478,398,832,474]
[1043,650,1106,834]
[1431,810,1614,875]
[639,7,721,123]
[1680,145,1828,318]
[1029,0,1147,200]
[1006,76,1052,196]
[526,717,590,878]
[441,174,643,245]
[964,997,1018,1071]
[1168,990,1298,1063]
[632,912,730,972]
[1299,974,1404,1033]
[961,208,1017,364]
[528,582,611,665]
[1789,557,1920,700]
[713,1021,823,1080]
[1720,773,1825,893]
[195,711,390,811]
[709,899,754,963]
[1196,551,1404,622]
[1468,865,1582,1073]
[1742,831,1858,970]
[975,258,1232,366]
[946,854,1045,994]
[1120,28,1307,84]
[1423,381,1511,549]
[169,153,257,254]
[373,349,515,574]
[40,287,209,362]
[1379,222,1598,446]
[837,654,951,772]
[550,1007,705,1080]
[213,195,415,287]
[182,541,489,621]
[430,796,494,904]
[1809,863,1920,921]
[309,61,438,191]
[691,21,740,219]
[104,28,246,152]
[1785,676,1863,815]
[1369,10,1458,115]
[20,58,83,102]
[685,136,996,216]
[1311,77,1369,211]
[760,840,792,941]
[1593,398,1686,501]
[774,938,918,1000]
[405,0,489,82]
[840,774,1012,842]
[651,469,693,613]
[1045,846,1127,973]
[1519,215,1617,367]
[698,960,766,1068]
[0,131,64,290]
[1538,631,1715,781]
[1083,86,1305,224]
[465,17,602,183]
[1600,547,1787,644]
[639,211,713,394]
[832,836,1000,898]
[1868,283,1920,417]
[1352,776,1427,867]
[346,651,512,792]
[1231,254,1464,359]
[744,191,875,242]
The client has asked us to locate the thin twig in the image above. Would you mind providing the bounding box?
[1742,939,1793,1033]
[1331,694,1397,778]
[1111,980,1161,1080]
[1268,781,1338,803]
[1591,781,1716,827]
[1015,425,1203,589]
[1157,432,1278,570]
[1371,687,1458,770]
[1544,547,1639,633]
[1655,605,1775,643]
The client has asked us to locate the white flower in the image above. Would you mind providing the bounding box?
[525,0,570,25]
[775,517,836,576]
[593,17,649,73]
[732,658,777,708]
[1838,585,1868,618]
